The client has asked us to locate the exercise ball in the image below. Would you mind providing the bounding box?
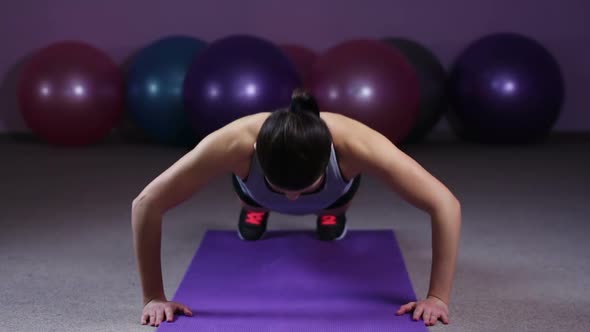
[183,35,300,139]
[383,38,448,143]
[448,33,565,144]
[307,39,419,144]
[18,41,124,146]
[127,36,207,147]
[279,44,318,83]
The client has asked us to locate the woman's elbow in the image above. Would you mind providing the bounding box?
[132,194,148,211]
[445,196,462,224]
[432,194,461,218]
[132,194,160,222]
[451,196,461,212]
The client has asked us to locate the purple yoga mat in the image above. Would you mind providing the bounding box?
[158,230,428,332]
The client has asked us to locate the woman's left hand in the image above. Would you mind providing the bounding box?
[396,295,450,326]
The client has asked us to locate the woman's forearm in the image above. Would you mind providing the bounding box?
[427,200,462,304]
[132,201,166,306]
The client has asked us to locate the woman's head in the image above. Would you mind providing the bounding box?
[256,89,332,193]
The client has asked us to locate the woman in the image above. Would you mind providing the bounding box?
[132,89,462,328]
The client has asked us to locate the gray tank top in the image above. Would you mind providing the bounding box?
[234,143,355,215]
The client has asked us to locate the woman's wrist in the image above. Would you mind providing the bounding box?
[143,294,166,306]
[427,293,448,305]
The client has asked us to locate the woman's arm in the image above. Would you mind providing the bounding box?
[131,121,251,305]
[338,116,462,305]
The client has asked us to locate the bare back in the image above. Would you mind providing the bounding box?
[231,112,360,183]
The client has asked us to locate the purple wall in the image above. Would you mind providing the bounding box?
[1,0,589,133]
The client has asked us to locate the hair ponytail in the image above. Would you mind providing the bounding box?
[289,88,320,116]
[256,88,330,190]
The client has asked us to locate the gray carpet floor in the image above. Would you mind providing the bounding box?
[1,135,589,332]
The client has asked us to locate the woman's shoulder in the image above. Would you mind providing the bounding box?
[236,112,272,135]
[320,112,365,179]
[320,112,361,149]
[222,112,271,144]
[219,113,270,177]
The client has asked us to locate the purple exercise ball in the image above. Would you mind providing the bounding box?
[448,33,565,144]
[183,35,301,139]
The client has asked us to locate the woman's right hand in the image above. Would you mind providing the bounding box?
[141,298,193,327]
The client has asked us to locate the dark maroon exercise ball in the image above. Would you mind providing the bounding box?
[279,44,318,83]
[307,39,420,144]
[18,41,124,146]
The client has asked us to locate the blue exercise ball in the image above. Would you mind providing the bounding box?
[448,33,565,144]
[127,35,207,146]
[183,35,301,139]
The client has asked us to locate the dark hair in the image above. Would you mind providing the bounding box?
[256,89,332,191]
